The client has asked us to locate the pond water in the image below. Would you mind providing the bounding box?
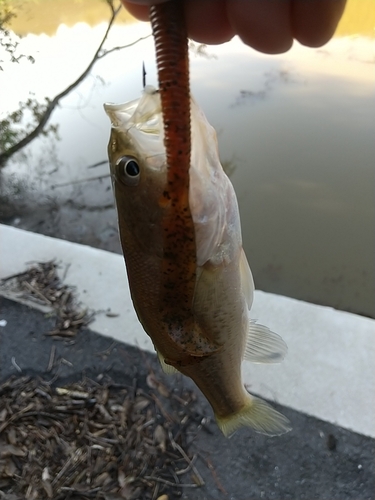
[1,1,374,317]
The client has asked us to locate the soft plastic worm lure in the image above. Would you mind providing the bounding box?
[150,2,197,347]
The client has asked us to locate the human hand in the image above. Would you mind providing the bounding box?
[121,0,346,54]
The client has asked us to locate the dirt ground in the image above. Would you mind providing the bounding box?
[1,176,375,499]
[1,297,374,500]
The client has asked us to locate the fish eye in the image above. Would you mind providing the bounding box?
[116,156,140,186]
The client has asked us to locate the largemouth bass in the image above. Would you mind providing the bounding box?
[104,86,291,436]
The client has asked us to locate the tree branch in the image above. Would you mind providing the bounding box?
[0,2,149,167]
[97,34,151,59]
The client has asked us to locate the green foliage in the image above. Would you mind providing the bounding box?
[0,0,123,167]
[0,95,59,155]
[0,0,46,165]
[0,0,35,69]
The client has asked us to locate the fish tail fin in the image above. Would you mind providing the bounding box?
[215,394,291,437]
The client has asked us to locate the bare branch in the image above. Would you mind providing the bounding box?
[0,2,149,167]
[87,159,108,169]
[51,173,110,189]
[97,34,151,59]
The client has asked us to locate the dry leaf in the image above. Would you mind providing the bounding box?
[0,373,202,499]
[7,428,17,446]
[0,444,26,458]
[94,471,110,486]
[55,387,89,399]
[118,483,135,499]
[41,467,50,481]
[133,396,150,412]
[42,479,53,499]
[154,425,167,453]
[157,382,170,398]
[146,373,158,390]
[0,492,23,500]
[4,458,17,477]
[97,403,112,422]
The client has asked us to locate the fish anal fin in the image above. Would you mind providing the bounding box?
[215,395,291,437]
[157,350,179,375]
[244,320,287,363]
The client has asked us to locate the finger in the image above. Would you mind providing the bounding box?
[121,1,151,21]
[184,0,234,45]
[292,0,347,47]
[226,0,293,54]
[122,0,234,44]
[125,0,166,3]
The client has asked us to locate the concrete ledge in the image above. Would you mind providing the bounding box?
[1,224,374,437]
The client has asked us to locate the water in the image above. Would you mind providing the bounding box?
[1,3,374,317]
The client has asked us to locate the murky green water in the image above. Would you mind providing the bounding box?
[1,2,374,317]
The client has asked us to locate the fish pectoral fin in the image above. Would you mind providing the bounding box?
[156,350,179,375]
[215,394,292,437]
[244,320,288,363]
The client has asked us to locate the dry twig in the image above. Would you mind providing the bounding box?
[0,373,204,499]
[0,261,93,339]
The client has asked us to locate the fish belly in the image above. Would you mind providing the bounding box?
[182,256,248,417]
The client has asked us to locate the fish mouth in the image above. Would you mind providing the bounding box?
[104,87,162,130]
[104,90,166,161]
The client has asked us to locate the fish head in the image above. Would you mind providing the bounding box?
[104,86,167,255]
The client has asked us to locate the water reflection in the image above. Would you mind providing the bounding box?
[1,3,374,317]
[10,0,135,36]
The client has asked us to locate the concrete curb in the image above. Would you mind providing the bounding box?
[1,223,374,437]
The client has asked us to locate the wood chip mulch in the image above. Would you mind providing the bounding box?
[0,372,207,500]
[0,261,93,339]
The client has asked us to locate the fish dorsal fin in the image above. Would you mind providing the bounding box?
[157,350,179,375]
[244,320,287,363]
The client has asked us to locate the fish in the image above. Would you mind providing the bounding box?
[104,86,291,437]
